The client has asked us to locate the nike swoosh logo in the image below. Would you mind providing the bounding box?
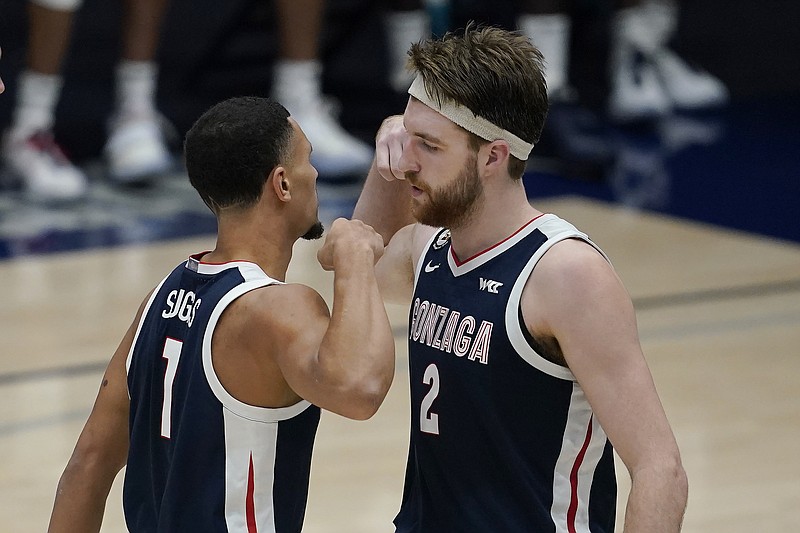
[424,261,440,273]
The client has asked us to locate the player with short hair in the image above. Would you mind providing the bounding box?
[48,96,395,532]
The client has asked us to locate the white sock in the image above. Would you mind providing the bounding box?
[272,59,323,115]
[10,70,62,139]
[385,9,429,92]
[115,60,158,120]
[517,13,571,96]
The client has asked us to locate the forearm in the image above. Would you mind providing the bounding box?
[623,463,688,532]
[352,161,414,244]
[48,458,118,532]
[319,252,395,418]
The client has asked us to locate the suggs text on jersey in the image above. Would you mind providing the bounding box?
[161,289,202,327]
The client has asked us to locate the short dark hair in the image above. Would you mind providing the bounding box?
[407,23,549,178]
[184,96,293,213]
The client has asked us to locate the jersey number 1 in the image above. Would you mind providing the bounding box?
[161,338,183,438]
[420,363,440,435]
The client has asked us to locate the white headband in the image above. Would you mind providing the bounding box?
[408,75,534,161]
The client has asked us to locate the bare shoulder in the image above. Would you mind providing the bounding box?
[382,222,438,266]
[523,237,629,336]
[409,223,439,264]
[229,283,330,336]
[377,223,439,304]
[535,237,616,289]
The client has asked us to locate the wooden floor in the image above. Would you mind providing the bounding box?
[2,196,799,532]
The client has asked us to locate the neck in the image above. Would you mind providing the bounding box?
[202,211,294,281]
[449,181,541,261]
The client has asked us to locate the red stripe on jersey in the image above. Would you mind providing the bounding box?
[450,214,545,266]
[567,416,594,533]
[246,453,257,533]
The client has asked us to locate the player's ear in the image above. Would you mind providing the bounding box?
[269,166,292,202]
[481,140,511,175]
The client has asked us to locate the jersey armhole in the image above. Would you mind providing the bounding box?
[505,231,607,381]
[201,280,313,422]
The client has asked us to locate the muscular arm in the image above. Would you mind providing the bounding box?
[353,114,438,304]
[352,115,414,244]
[353,160,414,244]
[524,239,688,532]
[47,300,143,532]
[268,220,396,420]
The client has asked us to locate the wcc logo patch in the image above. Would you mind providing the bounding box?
[479,278,503,294]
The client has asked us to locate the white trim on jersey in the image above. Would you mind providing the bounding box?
[446,214,549,277]
[505,216,609,380]
[496,216,611,531]
[199,263,315,532]
[201,275,313,422]
[126,256,315,532]
[189,256,272,278]
[550,383,609,533]
[125,272,172,396]
[223,408,280,533]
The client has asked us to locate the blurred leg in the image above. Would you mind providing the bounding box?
[384,0,429,92]
[105,0,173,184]
[120,0,169,62]
[3,3,88,201]
[276,0,323,61]
[27,3,74,75]
[271,0,374,179]
[517,0,571,99]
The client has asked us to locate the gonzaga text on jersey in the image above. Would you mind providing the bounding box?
[409,298,493,364]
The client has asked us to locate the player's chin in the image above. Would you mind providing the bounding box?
[301,220,325,241]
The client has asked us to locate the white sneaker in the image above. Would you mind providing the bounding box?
[653,49,729,110]
[290,99,373,179]
[608,57,672,122]
[105,114,172,184]
[2,130,89,201]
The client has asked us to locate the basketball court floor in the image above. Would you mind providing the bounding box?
[1,96,799,531]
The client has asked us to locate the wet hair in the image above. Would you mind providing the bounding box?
[407,23,549,178]
[184,96,293,213]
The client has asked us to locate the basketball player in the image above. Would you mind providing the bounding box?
[47,96,395,532]
[353,26,688,531]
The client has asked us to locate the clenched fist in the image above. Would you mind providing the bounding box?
[317,218,385,271]
[374,115,408,182]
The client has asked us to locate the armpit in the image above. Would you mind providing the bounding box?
[517,305,568,367]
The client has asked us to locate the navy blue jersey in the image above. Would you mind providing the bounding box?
[394,214,617,533]
[124,254,320,533]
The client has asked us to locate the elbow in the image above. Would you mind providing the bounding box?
[57,447,121,495]
[632,452,688,501]
[665,458,689,514]
[316,341,395,420]
[673,460,689,499]
[663,451,688,492]
[337,371,394,421]
[343,396,382,421]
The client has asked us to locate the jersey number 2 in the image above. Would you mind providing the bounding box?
[161,338,183,438]
[420,363,440,435]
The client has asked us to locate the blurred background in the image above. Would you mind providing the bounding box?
[0,0,798,254]
[0,0,799,531]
